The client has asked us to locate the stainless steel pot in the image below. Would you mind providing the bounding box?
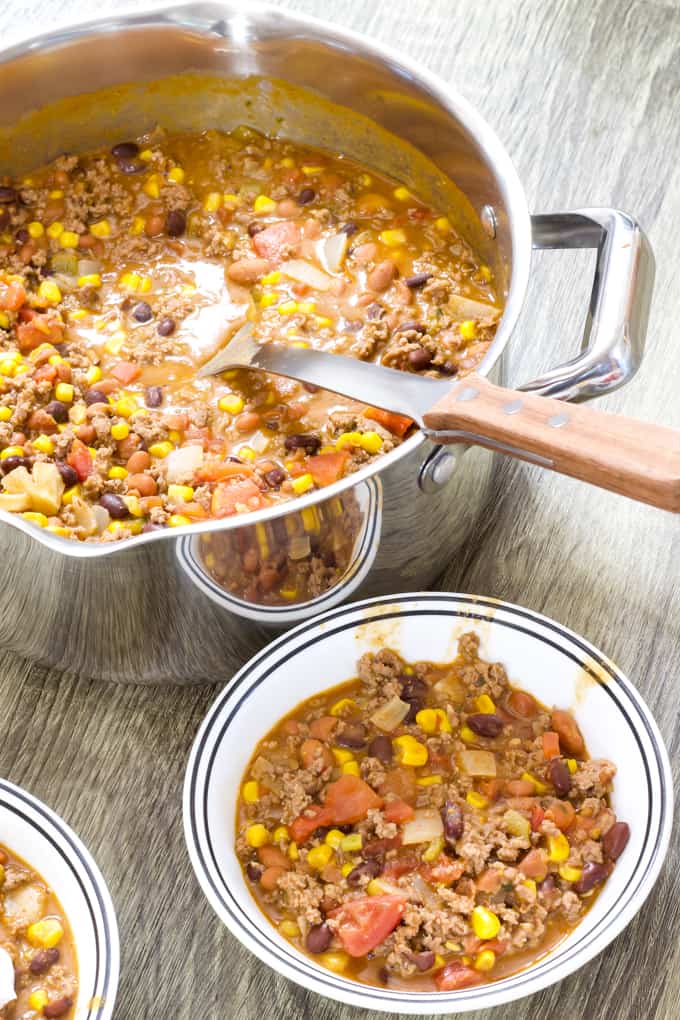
[0,2,653,683]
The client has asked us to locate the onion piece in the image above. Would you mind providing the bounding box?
[459,749,497,776]
[77,258,102,277]
[401,807,444,845]
[288,535,311,561]
[0,947,15,1009]
[248,430,270,454]
[370,695,411,732]
[50,251,78,276]
[448,294,500,321]
[279,258,332,291]
[409,872,439,909]
[166,444,204,483]
[322,232,349,273]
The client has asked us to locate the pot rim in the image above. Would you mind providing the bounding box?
[0,0,532,559]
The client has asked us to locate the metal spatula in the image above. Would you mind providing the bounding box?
[199,325,680,511]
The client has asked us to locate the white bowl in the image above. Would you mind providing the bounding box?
[0,779,119,1019]
[183,593,673,1015]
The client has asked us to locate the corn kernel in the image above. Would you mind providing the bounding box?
[261,270,281,285]
[143,174,162,199]
[253,195,276,215]
[297,301,316,315]
[32,434,54,455]
[393,734,428,767]
[168,166,185,184]
[167,430,183,446]
[168,514,191,527]
[22,511,48,527]
[279,586,298,601]
[46,221,64,240]
[331,748,354,766]
[90,219,111,238]
[366,879,383,896]
[476,694,496,714]
[273,826,289,843]
[288,841,299,861]
[149,441,173,458]
[521,771,549,794]
[168,484,195,503]
[0,407,11,422]
[259,291,278,308]
[0,361,16,378]
[59,230,80,249]
[547,833,570,863]
[123,495,142,518]
[107,466,128,480]
[416,707,451,734]
[279,920,300,938]
[238,445,256,462]
[324,829,345,849]
[422,835,445,862]
[29,989,49,1011]
[115,397,137,418]
[291,473,314,495]
[460,319,477,341]
[307,844,333,870]
[139,276,152,293]
[278,300,298,315]
[315,316,333,329]
[416,775,443,786]
[203,192,223,212]
[330,698,358,717]
[139,149,153,162]
[504,809,531,839]
[522,878,537,896]
[341,833,363,853]
[335,431,362,451]
[38,280,62,305]
[435,216,451,233]
[111,421,130,441]
[559,864,583,883]
[0,312,8,330]
[218,394,244,414]
[342,760,360,777]
[246,824,270,848]
[319,951,349,973]
[359,431,384,454]
[302,165,324,176]
[27,918,64,949]
[222,193,240,207]
[27,221,45,238]
[393,186,411,201]
[104,332,126,356]
[280,157,295,168]
[379,228,406,247]
[62,484,80,505]
[86,365,102,385]
[466,790,489,810]
[471,905,500,940]
[566,758,577,774]
[54,382,74,403]
[78,273,102,288]
[130,216,146,236]
[341,862,354,878]
[46,525,69,537]
[49,189,64,199]
[242,781,259,804]
[120,272,142,292]
[459,724,477,743]
[478,264,492,282]
[475,949,496,972]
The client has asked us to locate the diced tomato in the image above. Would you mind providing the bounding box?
[323,774,383,825]
[572,812,597,835]
[67,438,93,481]
[530,804,545,832]
[330,894,406,957]
[211,478,268,517]
[382,853,420,880]
[542,731,561,760]
[380,767,417,806]
[364,406,413,437]
[518,848,548,880]
[475,867,503,893]
[478,778,503,801]
[252,221,301,260]
[32,364,58,383]
[422,857,465,886]
[383,798,414,824]
[545,798,575,832]
[483,938,508,956]
[289,804,331,845]
[110,361,141,384]
[197,461,254,483]
[184,427,212,450]
[307,450,349,487]
[435,961,482,991]
[0,281,26,311]
[309,716,337,741]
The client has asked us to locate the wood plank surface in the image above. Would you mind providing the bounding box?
[0,1,678,1019]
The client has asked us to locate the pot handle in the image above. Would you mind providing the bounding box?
[519,208,655,402]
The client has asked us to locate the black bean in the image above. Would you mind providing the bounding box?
[548,758,572,797]
[0,187,17,204]
[44,998,73,1019]
[398,320,426,334]
[1,456,29,475]
[43,400,68,424]
[466,713,504,737]
[408,347,432,370]
[14,227,29,245]
[117,158,145,175]
[603,821,630,861]
[245,861,263,882]
[404,272,432,289]
[29,948,60,975]
[297,187,316,205]
[573,862,610,895]
[441,801,464,844]
[284,433,321,454]
[132,301,153,323]
[411,950,435,972]
[99,493,128,519]
[347,860,382,886]
[341,221,359,236]
[367,735,392,764]
[336,722,367,749]
[111,141,139,159]
[366,302,384,321]
[306,923,333,954]
[400,676,428,701]
[248,221,266,236]
[84,389,109,406]
[264,467,286,488]
[440,361,458,376]
[56,462,78,488]
[157,316,176,337]
[166,209,187,237]
[145,385,163,408]
[323,550,336,568]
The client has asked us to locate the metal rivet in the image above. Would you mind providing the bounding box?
[481,205,497,239]
[548,412,570,428]
[455,387,480,402]
[503,399,523,415]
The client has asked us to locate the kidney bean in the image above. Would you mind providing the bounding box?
[132,301,153,323]
[126,450,151,473]
[0,186,17,204]
[341,221,359,236]
[166,209,187,237]
[227,257,271,285]
[466,713,504,738]
[405,272,433,288]
[284,433,321,454]
[117,158,145,175]
[260,865,287,891]
[367,735,393,764]
[27,409,58,433]
[603,821,630,861]
[111,141,139,159]
[84,388,109,406]
[44,998,73,1019]
[56,462,78,488]
[574,862,610,895]
[264,467,286,488]
[408,347,432,370]
[44,399,69,423]
[127,473,157,497]
[157,316,176,337]
[99,493,128,519]
[306,923,333,954]
[14,227,29,245]
[363,836,401,858]
[539,874,556,895]
[75,424,96,444]
[442,800,464,844]
[145,385,163,408]
[506,690,537,718]
[400,675,428,721]
[245,861,263,882]
[367,259,397,292]
[411,950,436,972]
[548,758,572,797]
[0,209,9,230]
[336,722,367,749]
[29,948,60,975]
[145,213,166,237]
[347,860,382,886]
[1,455,29,474]
[551,709,585,756]
[297,187,316,205]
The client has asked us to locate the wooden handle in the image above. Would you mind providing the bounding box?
[423,374,680,512]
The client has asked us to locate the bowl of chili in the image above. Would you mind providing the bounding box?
[183,592,671,1014]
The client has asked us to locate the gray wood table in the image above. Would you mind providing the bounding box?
[1,0,678,1017]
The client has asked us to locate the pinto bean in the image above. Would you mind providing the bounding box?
[603,821,630,861]
[127,473,157,497]
[235,412,261,432]
[126,450,151,473]
[367,259,397,292]
[299,738,333,771]
[259,866,287,891]
[466,713,503,737]
[352,242,378,264]
[227,257,271,285]
[257,845,291,870]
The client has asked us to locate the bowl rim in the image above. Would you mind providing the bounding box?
[0,0,531,559]
[183,591,673,1014]
[0,777,120,1020]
